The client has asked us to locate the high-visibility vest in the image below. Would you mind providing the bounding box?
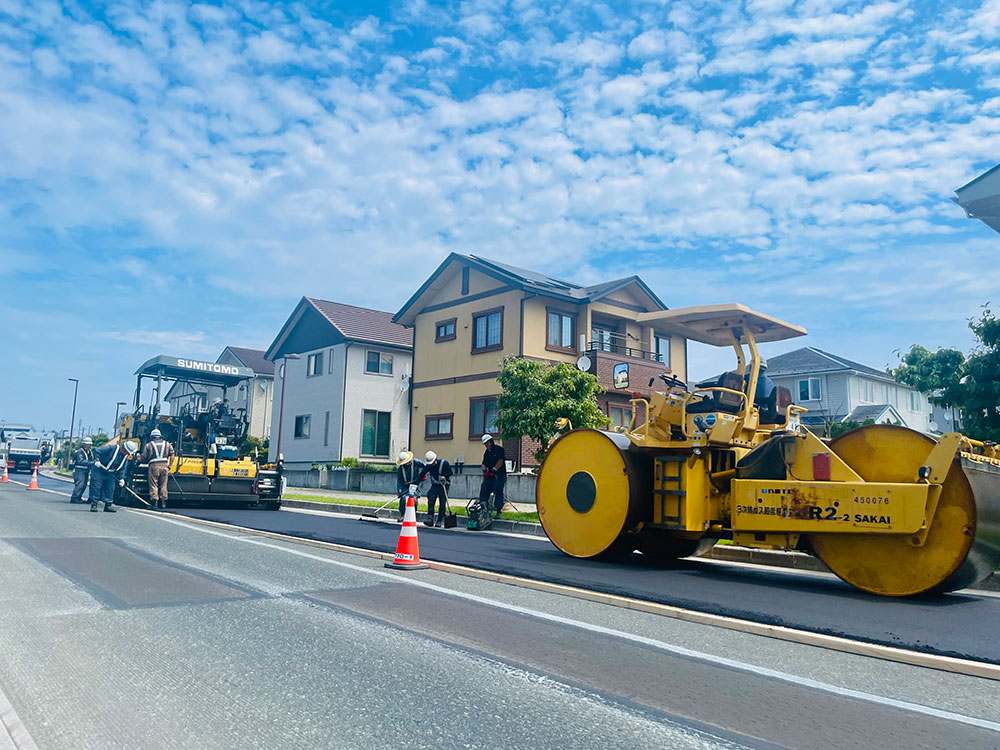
[149,440,170,464]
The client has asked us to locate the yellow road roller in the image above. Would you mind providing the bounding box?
[536,304,1000,596]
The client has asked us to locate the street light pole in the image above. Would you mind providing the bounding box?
[114,401,126,435]
[275,353,300,464]
[66,378,79,469]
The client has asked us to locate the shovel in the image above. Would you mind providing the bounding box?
[359,493,401,522]
[121,483,153,508]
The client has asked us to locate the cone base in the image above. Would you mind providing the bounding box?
[384,561,429,570]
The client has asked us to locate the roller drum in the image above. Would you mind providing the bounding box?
[811,425,1000,596]
[536,429,651,559]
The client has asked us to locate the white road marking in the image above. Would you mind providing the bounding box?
[145,512,1000,734]
[0,683,39,750]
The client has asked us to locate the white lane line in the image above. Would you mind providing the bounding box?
[0,683,39,750]
[5,479,68,497]
[144,512,1000,734]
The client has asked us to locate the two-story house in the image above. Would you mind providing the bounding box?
[264,297,413,469]
[393,254,687,470]
[766,347,933,434]
[164,346,275,439]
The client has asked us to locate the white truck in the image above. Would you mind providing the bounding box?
[6,435,44,473]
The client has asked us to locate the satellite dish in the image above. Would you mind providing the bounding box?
[400,379,410,393]
[576,355,592,372]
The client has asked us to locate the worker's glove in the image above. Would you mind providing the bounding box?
[118,479,125,487]
[94,462,105,471]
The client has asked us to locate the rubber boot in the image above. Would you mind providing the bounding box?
[90,504,98,512]
[103,504,116,513]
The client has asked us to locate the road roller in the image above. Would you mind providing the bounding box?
[536,304,1000,597]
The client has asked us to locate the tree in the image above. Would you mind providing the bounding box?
[241,435,269,456]
[55,432,110,462]
[495,356,609,463]
[829,419,876,439]
[892,305,1000,442]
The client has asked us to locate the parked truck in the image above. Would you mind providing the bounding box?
[5,435,45,473]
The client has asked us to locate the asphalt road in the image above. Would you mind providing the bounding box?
[28,471,1000,664]
[5,475,1000,749]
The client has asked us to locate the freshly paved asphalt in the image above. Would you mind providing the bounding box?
[5,474,1000,749]
[28,471,1000,664]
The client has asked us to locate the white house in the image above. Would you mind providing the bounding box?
[766,347,933,434]
[265,297,413,469]
[165,346,275,439]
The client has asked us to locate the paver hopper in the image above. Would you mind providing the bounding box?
[536,304,1000,596]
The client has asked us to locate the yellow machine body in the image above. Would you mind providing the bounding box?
[536,304,1000,597]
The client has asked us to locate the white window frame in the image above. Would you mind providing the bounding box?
[654,334,671,366]
[798,378,822,401]
[860,380,875,403]
[306,352,323,377]
[909,391,921,412]
[328,348,336,374]
[365,350,394,376]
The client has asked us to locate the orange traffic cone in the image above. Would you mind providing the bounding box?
[27,467,39,490]
[384,493,429,570]
[1,464,8,483]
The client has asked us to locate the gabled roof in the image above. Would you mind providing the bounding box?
[843,404,904,424]
[266,297,413,361]
[393,252,666,325]
[766,347,892,381]
[224,346,274,376]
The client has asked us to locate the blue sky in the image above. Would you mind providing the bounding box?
[2,0,1000,433]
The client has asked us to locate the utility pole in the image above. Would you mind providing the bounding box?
[66,378,79,469]
[275,353,300,463]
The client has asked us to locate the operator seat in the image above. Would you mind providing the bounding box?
[686,372,745,415]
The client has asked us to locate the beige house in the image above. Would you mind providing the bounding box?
[393,254,687,470]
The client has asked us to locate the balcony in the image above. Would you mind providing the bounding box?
[583,340,669,394]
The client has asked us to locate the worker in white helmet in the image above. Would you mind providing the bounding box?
[394,449,427,521]
[422,450,453,527]
[69,436,94,504]
[479,433,506,518]
[140,428,175,510]
[89,440,138,513]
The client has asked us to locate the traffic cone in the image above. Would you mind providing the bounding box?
[27,467,39,490]
[1,464,8,483]
[384,494,429,570]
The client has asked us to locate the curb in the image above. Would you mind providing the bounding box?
[281,499,549,537]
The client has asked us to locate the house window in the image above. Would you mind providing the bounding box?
[469,396,498,438]
[546,309,576,352]
[294,415,311,439]
[861,380,875,403]
[435,318,457,342]
[592,324,616,352]
[307,352,323,377]
[365,351,393,375]
[886,385,897,406]
[461,266,470,295]
[425,413,454,440]
[798,378,822,401]
[609,405,633,430]
[472,308,503,353]
[361,410,391,457]
[328,348,336,374]
[909,391,921,411]
[654,334,671,366]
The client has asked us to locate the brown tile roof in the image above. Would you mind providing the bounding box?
[224,346,275,376]
[308,298,414,348]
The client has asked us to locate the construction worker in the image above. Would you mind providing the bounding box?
[423,450,453,527]
[479,434,506,518]
[69,436,94,504]
[395,450,427,520]
[140,428,175,509]
[89,441,138,513]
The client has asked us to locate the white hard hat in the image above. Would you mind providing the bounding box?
[82,436,93,445]
[213,397,223,405]
[424,450,437,463]
[481,433,493,444]
[124,441,138,455]
[150,429,161,438]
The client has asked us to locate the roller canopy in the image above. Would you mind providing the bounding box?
[134,355,255,387]
[637,304,807,346]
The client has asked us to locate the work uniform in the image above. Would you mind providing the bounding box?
[424,459,453,525]
[396,459,427,516]
[89,443,132,510]
[480,442,507,516]
[140,438,175,508]
[69,446,93,503]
